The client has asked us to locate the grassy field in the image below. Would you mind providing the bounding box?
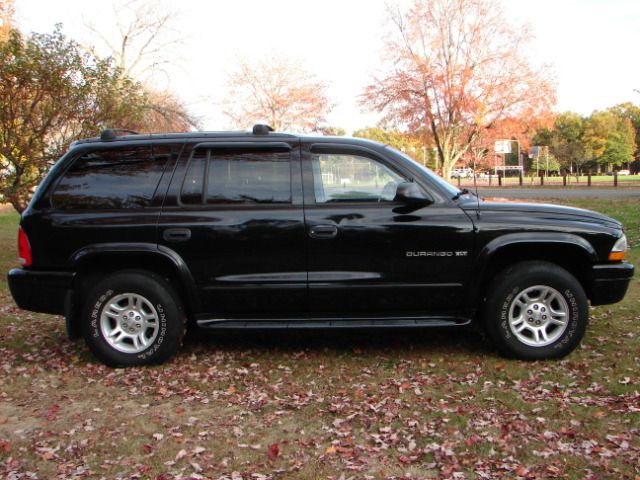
[0,199,638,479]
[458,175,640,188]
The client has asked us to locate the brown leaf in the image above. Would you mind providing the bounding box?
[267,443,280,461]
[142,444,153,454]
[0,440,9,454]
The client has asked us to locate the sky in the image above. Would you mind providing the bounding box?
[14,0,640,134]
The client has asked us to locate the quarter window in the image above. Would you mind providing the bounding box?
[180,150,291,205]
[52,146,165,209]
[312,153,405,203]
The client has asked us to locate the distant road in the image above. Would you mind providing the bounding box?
[477,188,640,199]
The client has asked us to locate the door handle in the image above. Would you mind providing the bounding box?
[309,224,338,239]
[163,228,191,242]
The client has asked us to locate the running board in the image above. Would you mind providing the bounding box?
[196,317,471,329]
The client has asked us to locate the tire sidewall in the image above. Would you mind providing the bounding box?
[82,272,183,366]
[486,263,588,359]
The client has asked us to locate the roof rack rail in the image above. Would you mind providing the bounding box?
[252,124,274,135]
[100,128,140,141]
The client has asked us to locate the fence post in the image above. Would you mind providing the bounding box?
[498,173,502,187]
[457,176,461,188]
[540,175,544,186]
[519,170,523,186]
[614,171,618,187]
[588,173,592,187]
[563,175,567,186]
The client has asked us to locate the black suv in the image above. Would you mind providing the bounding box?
[8,125,634,366]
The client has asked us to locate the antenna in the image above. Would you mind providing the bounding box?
[472,157,480,219]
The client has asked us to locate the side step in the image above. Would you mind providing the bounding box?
[196,317,471,330]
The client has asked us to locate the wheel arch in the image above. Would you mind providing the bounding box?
[65,243,198,340]
[471,233,597,307]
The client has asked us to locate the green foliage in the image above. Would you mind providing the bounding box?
[583,110,636,171]
[0,26,146,212]
[533,112,587,173]
[352,127,426,164]
[534,108,638,174]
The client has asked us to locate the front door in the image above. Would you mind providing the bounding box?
[302,144,474,318]
[158,141,306,319]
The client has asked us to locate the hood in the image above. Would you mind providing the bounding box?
[461,199,623,230]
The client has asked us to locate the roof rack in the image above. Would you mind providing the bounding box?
[252,124,274,135]
[100,128,140,141]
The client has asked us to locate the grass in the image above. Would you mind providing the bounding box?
[457,174,640,188]
[0,199,638,479]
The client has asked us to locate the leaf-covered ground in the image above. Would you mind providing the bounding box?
[0,199,638,480]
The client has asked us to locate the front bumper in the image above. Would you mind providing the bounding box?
[589,261,634,306]
[7,268,74,315]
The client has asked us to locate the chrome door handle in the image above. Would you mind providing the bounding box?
[309,224,338,239]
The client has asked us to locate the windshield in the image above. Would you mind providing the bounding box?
[384,146,461,198]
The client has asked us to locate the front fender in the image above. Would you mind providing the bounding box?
[470,232,598,305]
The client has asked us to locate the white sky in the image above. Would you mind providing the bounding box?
[15,0,640,134]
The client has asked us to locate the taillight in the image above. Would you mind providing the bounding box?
[18,227,32,267]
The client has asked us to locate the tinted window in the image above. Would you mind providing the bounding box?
[52,146,165,209]
[312,153,405,203]
[181,150,207,205]
[180,150,291,205]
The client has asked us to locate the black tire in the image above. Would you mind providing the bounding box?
[81,270,186,367]
[482,261,588,360]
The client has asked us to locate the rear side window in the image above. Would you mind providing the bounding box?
[181,150,291,205]
[52,146,165,209]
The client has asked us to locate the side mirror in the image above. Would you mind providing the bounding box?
[394,182,433,206]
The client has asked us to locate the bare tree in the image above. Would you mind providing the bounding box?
[223,57,333,133]
[84,0,178,80]
[83,0,197,132]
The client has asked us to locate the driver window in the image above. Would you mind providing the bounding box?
[312,153,405,203]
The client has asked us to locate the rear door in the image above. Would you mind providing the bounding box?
[302,142,475,318]
[158,140,306,319]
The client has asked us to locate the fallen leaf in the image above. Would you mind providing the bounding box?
[267,443,280,461]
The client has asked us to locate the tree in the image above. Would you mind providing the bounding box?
[609,102,640,171]
[0,0,13,42]
[361,0,555,179]
[0,27,146,212]
[352,126,427,165]
[222,57,333,133]
[583,111,635,172]
[320,126,346,136]
[533,112,588,175]
[84,0,197,132]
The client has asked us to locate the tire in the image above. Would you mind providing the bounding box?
[482,261,588,360]
[81,270,186,367]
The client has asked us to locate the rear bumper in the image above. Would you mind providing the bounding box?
[7,268,73,315]
[589,261,634,306]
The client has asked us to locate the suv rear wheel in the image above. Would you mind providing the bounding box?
[482,261,588,360]
[81,270,185,367]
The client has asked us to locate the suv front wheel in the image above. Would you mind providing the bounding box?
[81,270,185,367]
[482,261,588,360]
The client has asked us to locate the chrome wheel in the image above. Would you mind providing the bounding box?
[508,285,569,347]
[99,293,159,354]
